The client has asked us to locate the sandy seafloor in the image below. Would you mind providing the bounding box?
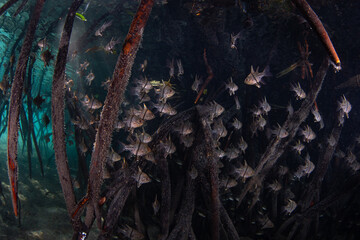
[0,139,99,239]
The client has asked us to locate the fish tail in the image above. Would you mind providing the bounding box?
[263,65,272,77]
[118,141,127,153]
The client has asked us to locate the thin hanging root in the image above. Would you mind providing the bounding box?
[84,0,154,230]
[99,163,141,239]
[0,0,19,16]
[194,106,220,240]
[167,172,195,240]
[25,56,35,179]
[71,195,89,219]
[194,49,214,104]
[30,122,44,176]
[13,0,28,17]
[51,0,84,231]
[158,153,171,239]
[201,117,220,240]
[7,0,45,217]
[292,0,341,70]
[220,204,240,240]
[26,119,32,179]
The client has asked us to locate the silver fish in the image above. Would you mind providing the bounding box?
[234,95,241,110]
[80,61,89,70]
[311,106,322,123]
[283,199,297,215]
[37,38,47,51]
[153,102,177,116]
[212,118,227,140]
[104,37,121,53]
[114,120,125,131]
[238,136,248,154]
[225,77,238,96]
[81,95,102,110]
[168,58,174,78]
[338,95,351,118]
[244,65,272,88]
[131,104,155,121]
[287,101,294,116]
[101,77,111,90]
[109,148,121,162]
[95,20,113,37]
[230,31,241,49]
[225,147,240,160]
[192,74,202,93]
[292,140,304,154]
[180,133,194,148]
[174,121,193,135]
[133,76,153,92]
[234,161,255,180]
[71,117,89,130]
[215,148,226,158]
[160,136,176,157]
[86,71,95,86]
[133,167,151,188]
[136,131,152,143]
[152,195,160,215]
[251,106,263,117]
[349,161,360,172]
[267,180,282,192]
[290,82,306,100]
[198,101,225,123]
[138,59,148,72]
[232,117,242,130]
[222,177,238,190]
[122,141,151,157]
[156,81,175,102]
[271,123,288,139]
[256,115,267,131]
[176,59,184,76]
[259,97,271,115]
[300,125,316,142]
[302,154,315,176]
[144,152,156,164]
[123,115,145,129]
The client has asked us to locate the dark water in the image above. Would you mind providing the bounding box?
[0,0,359,239]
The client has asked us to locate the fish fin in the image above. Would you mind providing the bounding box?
[260,78,267,87]
[118,142,126,153]
[262,65,272,77]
